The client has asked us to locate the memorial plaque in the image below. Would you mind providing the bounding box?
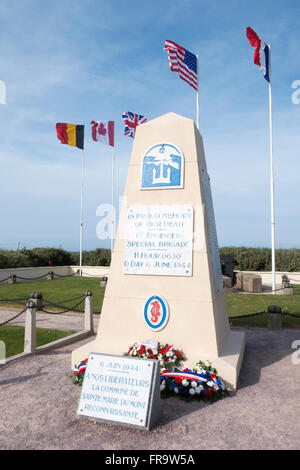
[77,353,161,430]
[123,204,193,276]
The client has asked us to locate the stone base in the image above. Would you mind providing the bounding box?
[268,313,282,330]
[235,272,262,293]
[181,329,246,390]
[71,329,246,390]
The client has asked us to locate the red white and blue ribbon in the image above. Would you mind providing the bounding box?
[161,370,208,384]
[73,359,88,376]
[161,369,222,392]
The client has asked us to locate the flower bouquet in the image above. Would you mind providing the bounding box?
[124,341,186,370]
[73,358,88,385]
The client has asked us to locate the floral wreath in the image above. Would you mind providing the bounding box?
[160,361,228,401]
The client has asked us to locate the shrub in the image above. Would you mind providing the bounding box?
[219,247,300,272]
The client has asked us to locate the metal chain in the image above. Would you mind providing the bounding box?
[53,272,78,278]
[0,308,27,327]
[42,294,86,307]
[0,271,79,282]
[229,311,266,320]
[40,297,86,315]
[283,312,300,319]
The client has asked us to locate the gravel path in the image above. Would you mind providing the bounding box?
[0,307,100,331]
[0,327,299,450]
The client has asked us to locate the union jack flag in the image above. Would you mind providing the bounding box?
[122,111,147,138]
[164,40,198,91]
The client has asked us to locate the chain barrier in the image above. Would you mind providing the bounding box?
[15,271,79,281]
[15,274,49,281]
[229,311,266,320]
[0,294,29,302]
[40,297,86,314]
[0,271,79,283]
[52,272,79,279]
[283,312,300,319]
[42,294,86,307]
[229,310,300,320]
[0,292,100,325]
[0,307,27,327]
[81,271,104,278]
[0,293,102,314]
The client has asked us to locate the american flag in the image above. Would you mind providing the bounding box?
[122,111,147,138]
[164,40,198,91]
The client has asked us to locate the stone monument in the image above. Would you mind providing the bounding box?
[72,112,245,389]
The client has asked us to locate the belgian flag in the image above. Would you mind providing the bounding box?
[56,123,84,150]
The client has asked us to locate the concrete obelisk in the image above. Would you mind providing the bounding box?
[72,112,245,389]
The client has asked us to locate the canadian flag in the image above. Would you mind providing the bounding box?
[91,121,114,147]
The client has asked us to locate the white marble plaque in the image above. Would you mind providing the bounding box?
[123,204,193,276]
[77,353,158,429]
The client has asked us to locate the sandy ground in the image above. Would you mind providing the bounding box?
[0,307,100,331]
[0,327,300,450]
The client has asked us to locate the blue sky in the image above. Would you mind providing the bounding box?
[0,0,299,251]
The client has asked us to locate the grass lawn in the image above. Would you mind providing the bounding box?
[0,277,105,312]
[227,285,300,328]
[0,277,299,328]
[0,325,76,358]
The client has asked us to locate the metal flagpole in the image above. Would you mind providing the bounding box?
[79,148,85,277]
[196,54,199,130]
[268,45,276,293]
[111,146,115,255]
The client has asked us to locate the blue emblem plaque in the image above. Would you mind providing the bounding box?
[141,143,184,190]
[144,295,169,331]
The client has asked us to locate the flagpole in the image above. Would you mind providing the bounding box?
[268,45,276,293]
[111,145,115,255]
[196,54,199,130]
[79,148,85,277]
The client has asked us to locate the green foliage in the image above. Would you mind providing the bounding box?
[70,248,111,267]
[195,360,217,374]
[0,247,111,269]
[219,247,300,272]
[0,248,73,269]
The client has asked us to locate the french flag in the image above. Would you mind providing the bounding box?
[246,27,270,83]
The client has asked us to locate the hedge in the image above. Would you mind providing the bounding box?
[0,247,299,271]
[219,247,300,272]
[0,247,111,269]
